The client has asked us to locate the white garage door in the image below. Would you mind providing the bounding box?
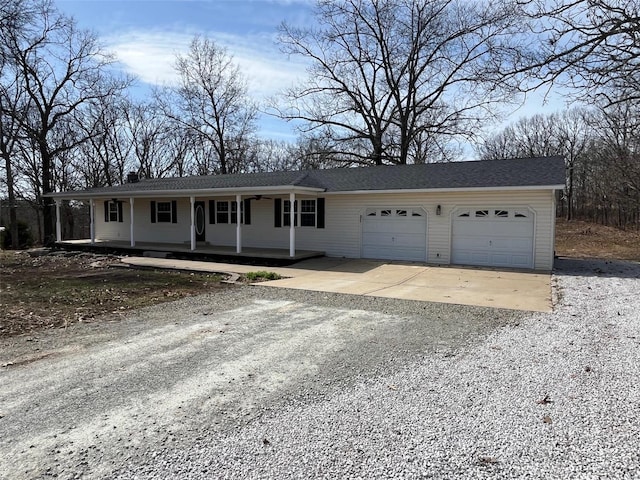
[362,207,427,262]
[452,208,534,269]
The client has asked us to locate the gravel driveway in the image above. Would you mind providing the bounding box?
[1,258,639,479]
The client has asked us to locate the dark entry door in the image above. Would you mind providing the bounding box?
[194,201,206,242]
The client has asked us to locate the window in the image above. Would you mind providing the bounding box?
[150,200,177,224]
[495,209,509,218]
[283,200,298,227]
[300,200,316,227]
[458,211,470,217]
[475,210,489,217]
[230,201,245,224]
[381,209,392,217]
[108,201,120,222]
[275,198,323,229]
[514,211,528,218]
[283,199,316,227]
[216,201,229,224]
[157,202,172,223]
[396,209,407,217]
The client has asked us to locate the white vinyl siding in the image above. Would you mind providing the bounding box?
[93,189,556,271]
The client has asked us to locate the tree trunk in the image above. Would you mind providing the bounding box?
[39,141,55,245]
[2,153,19,249]
[566,164,574,221]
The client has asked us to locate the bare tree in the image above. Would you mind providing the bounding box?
[0,0,42,247]
[2,1,128,243]
[74,94,134,187]
[159,36,257,175]
[276,0,526,165]
[517,0,640,104]
[477,104,640,227]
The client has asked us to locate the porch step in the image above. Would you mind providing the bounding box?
[143,251,170,259]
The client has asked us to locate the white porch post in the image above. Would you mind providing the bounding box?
[129,197,135,247]
[236,194,242,253]
[55,200,62,242]
[190,196,196,251]
[89,199,95,245]
[289,192,295,257]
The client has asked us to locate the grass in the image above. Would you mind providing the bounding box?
[555,219,640,262]
[0,251,224,337]
[244,270,282,281]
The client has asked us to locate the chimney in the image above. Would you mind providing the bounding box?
[127,171,139,183]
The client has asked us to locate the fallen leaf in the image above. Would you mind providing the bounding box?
[479,456,499,464]
[543,415,552,424]
[537,394,553,405]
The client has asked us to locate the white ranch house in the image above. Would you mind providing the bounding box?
[49,156,566,271]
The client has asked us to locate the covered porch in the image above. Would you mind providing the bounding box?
[51,183,326,261]
[54,239,324,266]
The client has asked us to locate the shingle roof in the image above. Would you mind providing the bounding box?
[54,156,565,196]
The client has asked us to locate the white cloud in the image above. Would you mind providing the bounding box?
[104,29,308,101]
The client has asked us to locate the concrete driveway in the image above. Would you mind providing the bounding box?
[122,257,552,312]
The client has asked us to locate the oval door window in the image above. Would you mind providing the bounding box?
[195,204,205,235]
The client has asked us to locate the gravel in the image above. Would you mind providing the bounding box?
[2,257,639,479]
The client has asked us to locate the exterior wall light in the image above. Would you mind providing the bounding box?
[436,205,442,215]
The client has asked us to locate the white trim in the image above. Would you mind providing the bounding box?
[55,200,62,242]
[324,185,565,195]
[190,196,195,251]
[89,199,95,245]
[289,192,296,257]
[236,194,242,254]
[129,197,135,247]
[47,185,324,200]
[46,184,564,201]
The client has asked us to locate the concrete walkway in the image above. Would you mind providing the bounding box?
[121,257,552,312]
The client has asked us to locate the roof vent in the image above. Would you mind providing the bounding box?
[127,171,139,183]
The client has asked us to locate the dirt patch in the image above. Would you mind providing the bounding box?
[0,250,225,337]
[555,219,640,261]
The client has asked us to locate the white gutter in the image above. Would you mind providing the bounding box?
[45,185,326,200]
[46,183,565,200]
[322,184,565,195]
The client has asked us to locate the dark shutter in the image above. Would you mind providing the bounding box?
[117,201,123,223]
[150,201,156,223]
[171,200,177,223]
[316,198,325,229]
[209,200,216,224]
[274,198,282,228]
[104,201,109,222]
[243,199,251,225]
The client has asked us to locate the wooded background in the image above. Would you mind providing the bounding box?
[1,0,638,246]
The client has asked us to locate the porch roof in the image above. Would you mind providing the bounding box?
[48,156,565,199]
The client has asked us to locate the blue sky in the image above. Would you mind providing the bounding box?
[56,0,566,156]
[56,0,314,141]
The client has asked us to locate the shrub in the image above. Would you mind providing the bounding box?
[2,221,33,249]
[245,271,282,281]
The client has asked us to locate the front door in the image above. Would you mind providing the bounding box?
[194,201,206,242]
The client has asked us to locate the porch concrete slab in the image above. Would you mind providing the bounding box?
[120,257,552,312]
